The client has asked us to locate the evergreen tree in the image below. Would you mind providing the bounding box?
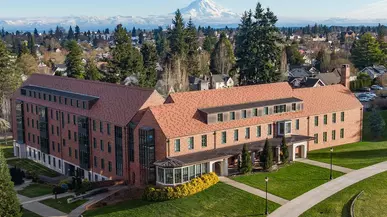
[139,42,157,88]
[202,35,216,52]
[19,42,30,57]
[240,144,252,174]
[85,59,102,81]
[107,24,143,83]
[280,136,289,163]
[28,33,36,56]
[67,26,74,40]
[54,26,62,39]
[138,32,144,44]
[155,27,169,58]
[315,48,331,73]
[0,149,21,217]
[1,28,5,38]
[369,109,386,139]
[169,9,187,56]
[236,3,282,85]
[351,33,383,69]
[65,40,85,79]
[104,28,110,34]
[132,27,137,37]
[260,139,273,171]
[185,18,200,76]
[74,25,81,39]
[285,42,304,65]
[33,28,39,37]
[210,32,235,75]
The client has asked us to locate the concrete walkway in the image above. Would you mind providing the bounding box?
[269,161,387,217]
[19,192,74,205]
[297,158,354,173]
[23,201,67,217]
[219,177,289,205]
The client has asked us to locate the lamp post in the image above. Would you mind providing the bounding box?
[330,148,333,180]
[265,177,269,215]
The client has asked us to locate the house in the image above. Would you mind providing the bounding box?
[360,65,387,79]
[52,64,67,75]
[289,77,325,88]
[189,76,210,91]
[210,74,235,89]
[288,68,310,78]
[11,65,361,187]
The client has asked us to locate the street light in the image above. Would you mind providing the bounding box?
[265,177,269,215]
[330,148,333,180]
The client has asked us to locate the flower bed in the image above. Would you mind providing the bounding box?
[143,172,219,201]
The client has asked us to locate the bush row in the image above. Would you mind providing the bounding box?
[143,172,219,201]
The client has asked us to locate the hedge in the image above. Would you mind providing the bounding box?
[143,172,219,201]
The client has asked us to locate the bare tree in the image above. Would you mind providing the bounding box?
[0,118,10,145]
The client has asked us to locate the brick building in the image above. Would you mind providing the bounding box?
[11,65,363,187]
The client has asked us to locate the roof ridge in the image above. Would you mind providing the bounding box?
[29,74,155,92]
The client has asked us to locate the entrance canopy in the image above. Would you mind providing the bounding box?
[154,135,313,168]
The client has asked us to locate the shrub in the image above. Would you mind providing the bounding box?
[9,168,24,185]
[53,186,67,195]
[29,171,39,183]
[143,172,219,201]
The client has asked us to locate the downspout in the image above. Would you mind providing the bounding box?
[307,116,310,152]
[88,118,93,181]
[123,126,128,184]
[360,108,363,141]
[213,131,217,150]
[166,139,170,157]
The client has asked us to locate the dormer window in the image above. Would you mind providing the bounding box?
[253,108,258,117]
[264,107,269,115]
[217,113,224,122]
[242,110,247,119]
[278,121,292,136]
[274,105,286,114]
[230,112,235,120]
[292,103,296,111]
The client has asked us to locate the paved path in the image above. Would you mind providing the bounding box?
[297,158,354,173]
[23,201,67,217]
[19,192,74,205]
[269,161,387,217]
[219,177,289,205]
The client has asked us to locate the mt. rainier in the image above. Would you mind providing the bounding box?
[179,0,239,19]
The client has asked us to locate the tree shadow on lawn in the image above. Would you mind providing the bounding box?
[331,149,387,159]
[341,193,359,217]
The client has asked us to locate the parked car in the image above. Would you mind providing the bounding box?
[358,96,370,102]
[371,85,384,90]
[358,87,371,92]
[365,92,377,99]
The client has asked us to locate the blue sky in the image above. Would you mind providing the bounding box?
[0,0,383,19]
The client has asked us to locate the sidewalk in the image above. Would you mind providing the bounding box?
[219,177,289,205]
[23,201,67,217]
[20,192,74,205]
[269,161,387,217]
[296,158,354,173]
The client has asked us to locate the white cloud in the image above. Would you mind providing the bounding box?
[347,0,387,19]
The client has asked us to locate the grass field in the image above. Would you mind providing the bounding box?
[22,209,41,217]
[7,158,60,177]
[232,162,344,200]
[17,183,53,198]
[41,196,88,214]
[302,172,387,217]
[83,183,280,217]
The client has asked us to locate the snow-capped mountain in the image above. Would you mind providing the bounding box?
[0,0,240,31]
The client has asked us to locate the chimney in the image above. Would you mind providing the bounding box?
[341,64,351,88]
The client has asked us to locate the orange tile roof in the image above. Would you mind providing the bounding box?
[150,83,362,139]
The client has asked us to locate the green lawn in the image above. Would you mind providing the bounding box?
[22,209,41,217]
[83,182,280,217]
[0,145,14,158]
[302,172,387,217]
[232,162,344,200]
[7,158,60,177]
[41,196,88,214]
[17,183,53,198]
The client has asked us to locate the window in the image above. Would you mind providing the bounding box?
[73,115,76,125]
[174,139,180,152]
[76,100,80,108]
[217,113,223,122]
[58,160,61,169]
[56,127,59,136]
[27,118,30,127]
[68,130,71,140]
[48,156,51,165]
[107,123,111,135]
[57,143,60,152]
[64,98,68,105]
[234,129,239,141]
[70,99,73,106]
[48,94,52,101]
[100,140,104,151]
[26,104,29,112]
[53,96,56,102]
[37,136,40,144]
[74,132,77,142]
[201,135,207,147]
[93,138,96,148]
[314,133,319,144]
[264,107,269,115]
[242,110,247,119]
[324,115,328,125]
[274,105,286,114]
[28,133,30,142]
[83,101,86,109]
[56,111,59,120]
[183,167,189,182]
[108,142,112,153]
[332,130,336,140]
[253,108,258,117]
[63,139,66,146]
[51,125,54,134]
[221,131,227,144]
[256,126,261,137]
[245,127,250,139]
[295,119,300,130]
[101,159,105,169]
[340,129,345,138]
[108,161,112,172]
[268,124,272,136]
[230,112,235,120]
[43,93,46,100]
[50,109,53,119]
[67,113,70,124]
[75,149,78,159]
[100,121,103,133]
[32,119,34,128]
[32,134,35,143]
[332,113,337,124]
[292,103,296,111]
[188,137,194,150]
[323,132,327,142]
[36,120,39,129]
[69,147,72,157]
[93,120,96,131]
[38,93,41,99]
[52,141,55,151]
[341,112,345,122]
[94,156,98,167]
[314,116,319,126]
